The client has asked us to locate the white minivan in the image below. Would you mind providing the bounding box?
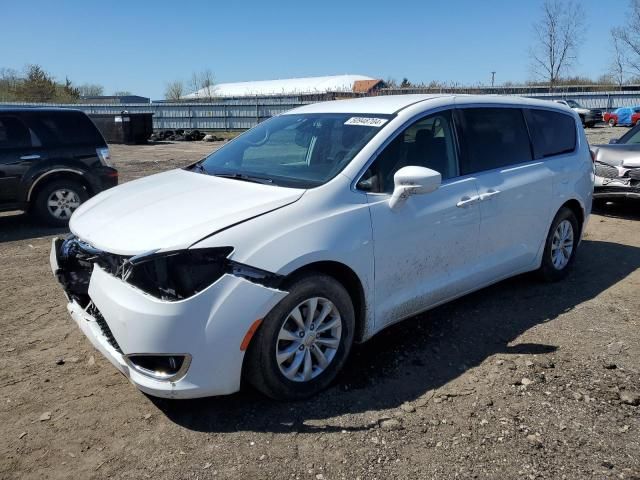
[51,95,593,400]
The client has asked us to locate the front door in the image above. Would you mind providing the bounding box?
[0,114,43,204]
[357,109,482,328]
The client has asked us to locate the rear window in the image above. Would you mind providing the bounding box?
[457,108,533,174]
[26,111,105,147]
[525,109,576,158]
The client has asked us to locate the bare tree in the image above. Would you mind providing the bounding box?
[610,29,627,88]
[613,0,640,76]
[113,90,133,96]
[165,80,185,101]
[200,70,215,101]
[78,83,104,96]
[530,0,585,87]
[188,70,216,101]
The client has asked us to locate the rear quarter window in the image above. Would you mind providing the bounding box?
[525,109,576,158]
[26,111,105,147]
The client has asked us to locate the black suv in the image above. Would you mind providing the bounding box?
[0,108,118,226]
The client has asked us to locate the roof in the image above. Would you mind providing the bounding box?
[286,94,580,115]
[287,94,451,114]
[182,74,378,99]
[0,106,82,112]
[352,79,384,93]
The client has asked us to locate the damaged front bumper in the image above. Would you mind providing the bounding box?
[50,237,287,398]
[594,173,640,199]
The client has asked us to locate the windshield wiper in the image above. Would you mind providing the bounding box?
[212,172,274,185]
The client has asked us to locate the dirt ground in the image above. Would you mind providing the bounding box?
[1,126,639,480]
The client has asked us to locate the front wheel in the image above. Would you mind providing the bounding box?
[244,273,355,400]
[537,207,579,282]
[608,118,616,127]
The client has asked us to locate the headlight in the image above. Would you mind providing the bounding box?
[123,247,233,301]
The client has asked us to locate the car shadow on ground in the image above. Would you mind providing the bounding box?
[0,212,67,243]
[592,200,640,221]
[153,239,640,434]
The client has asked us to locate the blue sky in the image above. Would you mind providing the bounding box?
[0,0,628,99]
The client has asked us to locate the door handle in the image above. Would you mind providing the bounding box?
[20,154,40,160]
[456,195,480,208]
[479,189,501,201]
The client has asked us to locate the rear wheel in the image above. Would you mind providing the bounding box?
[245,273,355,400]
[33,179,88,227]
[537,207,579,282]
[608,118,616,127]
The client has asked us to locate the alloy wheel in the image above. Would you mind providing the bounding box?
[47,189,81,219]
[551,219,574,270]
[276,297,342,382]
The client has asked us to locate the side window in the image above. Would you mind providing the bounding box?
[357,110,459,193]
[0,115,39,149]
[525,109,576,157]
[457,108,533,175]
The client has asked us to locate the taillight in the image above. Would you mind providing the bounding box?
[97,147,113,167]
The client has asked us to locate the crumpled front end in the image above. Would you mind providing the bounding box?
[593,160,640,199]
[50,236,287,398]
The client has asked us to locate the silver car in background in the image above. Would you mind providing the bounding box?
[592,125,640,200]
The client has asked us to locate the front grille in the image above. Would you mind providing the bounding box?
[87,303,123,354]
[628,169,640,180]
[595,163,620,179]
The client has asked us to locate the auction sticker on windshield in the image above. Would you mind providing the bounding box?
[344,117,388,127]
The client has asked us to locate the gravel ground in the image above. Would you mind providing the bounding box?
[1,126,639,480]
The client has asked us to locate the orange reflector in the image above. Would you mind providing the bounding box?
[240,319,263,351]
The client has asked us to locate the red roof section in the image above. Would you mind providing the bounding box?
[353,79,383,93]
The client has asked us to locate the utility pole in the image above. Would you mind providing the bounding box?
[491,71,496,87]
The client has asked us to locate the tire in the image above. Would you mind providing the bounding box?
[585,122,595,128]
[537,207,580,282]
[608,118,616,127]
[244,273,355,400]
[33,179,89,227]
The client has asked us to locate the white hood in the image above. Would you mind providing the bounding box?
[70,169,304,255]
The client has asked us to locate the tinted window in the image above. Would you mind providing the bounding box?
[457,108,532,174]
[525,109,576,158]
[357,110,458,193]
[27,111,104,147]
[0,115,40,149]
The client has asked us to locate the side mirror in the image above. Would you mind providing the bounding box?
[389,166,441,209]
[609,138,619,144]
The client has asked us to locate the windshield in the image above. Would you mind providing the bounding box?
[194,113,390,188]
[566,100,580,108]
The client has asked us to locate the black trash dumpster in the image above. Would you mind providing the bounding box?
[88,112,153,144]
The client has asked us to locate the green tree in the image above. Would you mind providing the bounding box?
[15,64,56,102]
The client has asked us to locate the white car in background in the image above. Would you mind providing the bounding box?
[51,95,593,400]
